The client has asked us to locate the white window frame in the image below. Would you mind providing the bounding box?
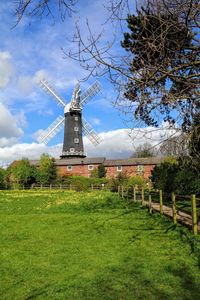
[70,148,75,152]
[137,165,144,172]
[88,165,94,171]
[117,166,122,172]
[74,127,79,131]
[137,165,144,176]
[74,116,78,121]
[67,165,72,171]
[74,138,79,144]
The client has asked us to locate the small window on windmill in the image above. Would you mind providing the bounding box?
[88,165,94,171]
[117,166,122,172]
[74,116,78,121]
[74,127,79,131]
[70,148,75,152]
[137,165,144,175]
[67,165,72,171]
[74,138,79,144]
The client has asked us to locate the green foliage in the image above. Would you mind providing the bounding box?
[151,160,179,192]
[0,168,6,189]
[38,154,57,185]
[97,164,107,178]
[132,143,155,158]
[127,176,147,188]
[89,167,98,178]
[175,158,200,196]
[90,164,107,178]
[56,175,108,191]
[109,171,129,192]
[8,158,37,186]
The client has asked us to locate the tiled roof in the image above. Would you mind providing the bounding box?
[104,157,164,166]
[30,157,106,166]
[30,156,163,166]
[55,157,106,165]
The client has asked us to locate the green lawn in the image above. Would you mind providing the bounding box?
[0,190,200,300]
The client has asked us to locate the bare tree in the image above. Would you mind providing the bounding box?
[159,134,188,157]
[131,142,156,157]
[14,0,78,26]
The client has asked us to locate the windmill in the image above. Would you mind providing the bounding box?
[37,79,102,159]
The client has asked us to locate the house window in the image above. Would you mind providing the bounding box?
[70,148,75,152]
[88,165,94,171]
[74,116,78,121]
[67,165,72,171]
[74,138,79,143]
[137,165,144,174]
[117,166,122,172]
[74,127,79,131]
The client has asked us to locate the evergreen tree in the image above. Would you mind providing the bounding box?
[97,164,107,178]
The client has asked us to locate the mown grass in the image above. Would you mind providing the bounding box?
[0,190,200,300]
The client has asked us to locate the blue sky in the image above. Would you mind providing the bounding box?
[0,0,176,165]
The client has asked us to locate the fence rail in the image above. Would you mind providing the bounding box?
[2,183,112,191]
[118,186,200,235]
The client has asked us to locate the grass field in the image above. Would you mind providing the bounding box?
[0,190,200,300]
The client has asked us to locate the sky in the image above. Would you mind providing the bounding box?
[0,0,176,167]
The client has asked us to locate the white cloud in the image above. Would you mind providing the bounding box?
[0,51,15,88]
[84,126,178,158]
[0,103,23,147]
[0,125,177,165]
[0,142,61,165]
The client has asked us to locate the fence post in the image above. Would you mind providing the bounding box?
[118,186,120,196]
[191,194,198,235]
[40,184,43,190]
[141,187,144,206]
[91,184,94,190]
[122,186,124,198]
[133,186,136,203]
[148,194,152,214]
[126,187,129,200]
[50,184,52,190]
[172,192,177,225]
[159,190,163,215]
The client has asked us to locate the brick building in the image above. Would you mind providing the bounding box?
[31,157,163,179]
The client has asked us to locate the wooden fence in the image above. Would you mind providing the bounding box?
[7,183,111,191]
[118,186,200,235]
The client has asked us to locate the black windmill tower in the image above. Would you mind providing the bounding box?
[37,79,101,158]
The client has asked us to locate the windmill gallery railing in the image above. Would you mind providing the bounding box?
[118,186,200,235]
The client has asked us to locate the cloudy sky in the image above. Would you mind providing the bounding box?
[0,1,175,166]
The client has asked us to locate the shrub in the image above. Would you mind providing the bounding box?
[150,159,179,193]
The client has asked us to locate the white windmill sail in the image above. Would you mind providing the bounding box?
[80,81,101,107]
[37,115,65,144]
[82,118,101,146]
[39,79,66,107]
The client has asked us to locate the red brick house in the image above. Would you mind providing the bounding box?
[31,157,163,179]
